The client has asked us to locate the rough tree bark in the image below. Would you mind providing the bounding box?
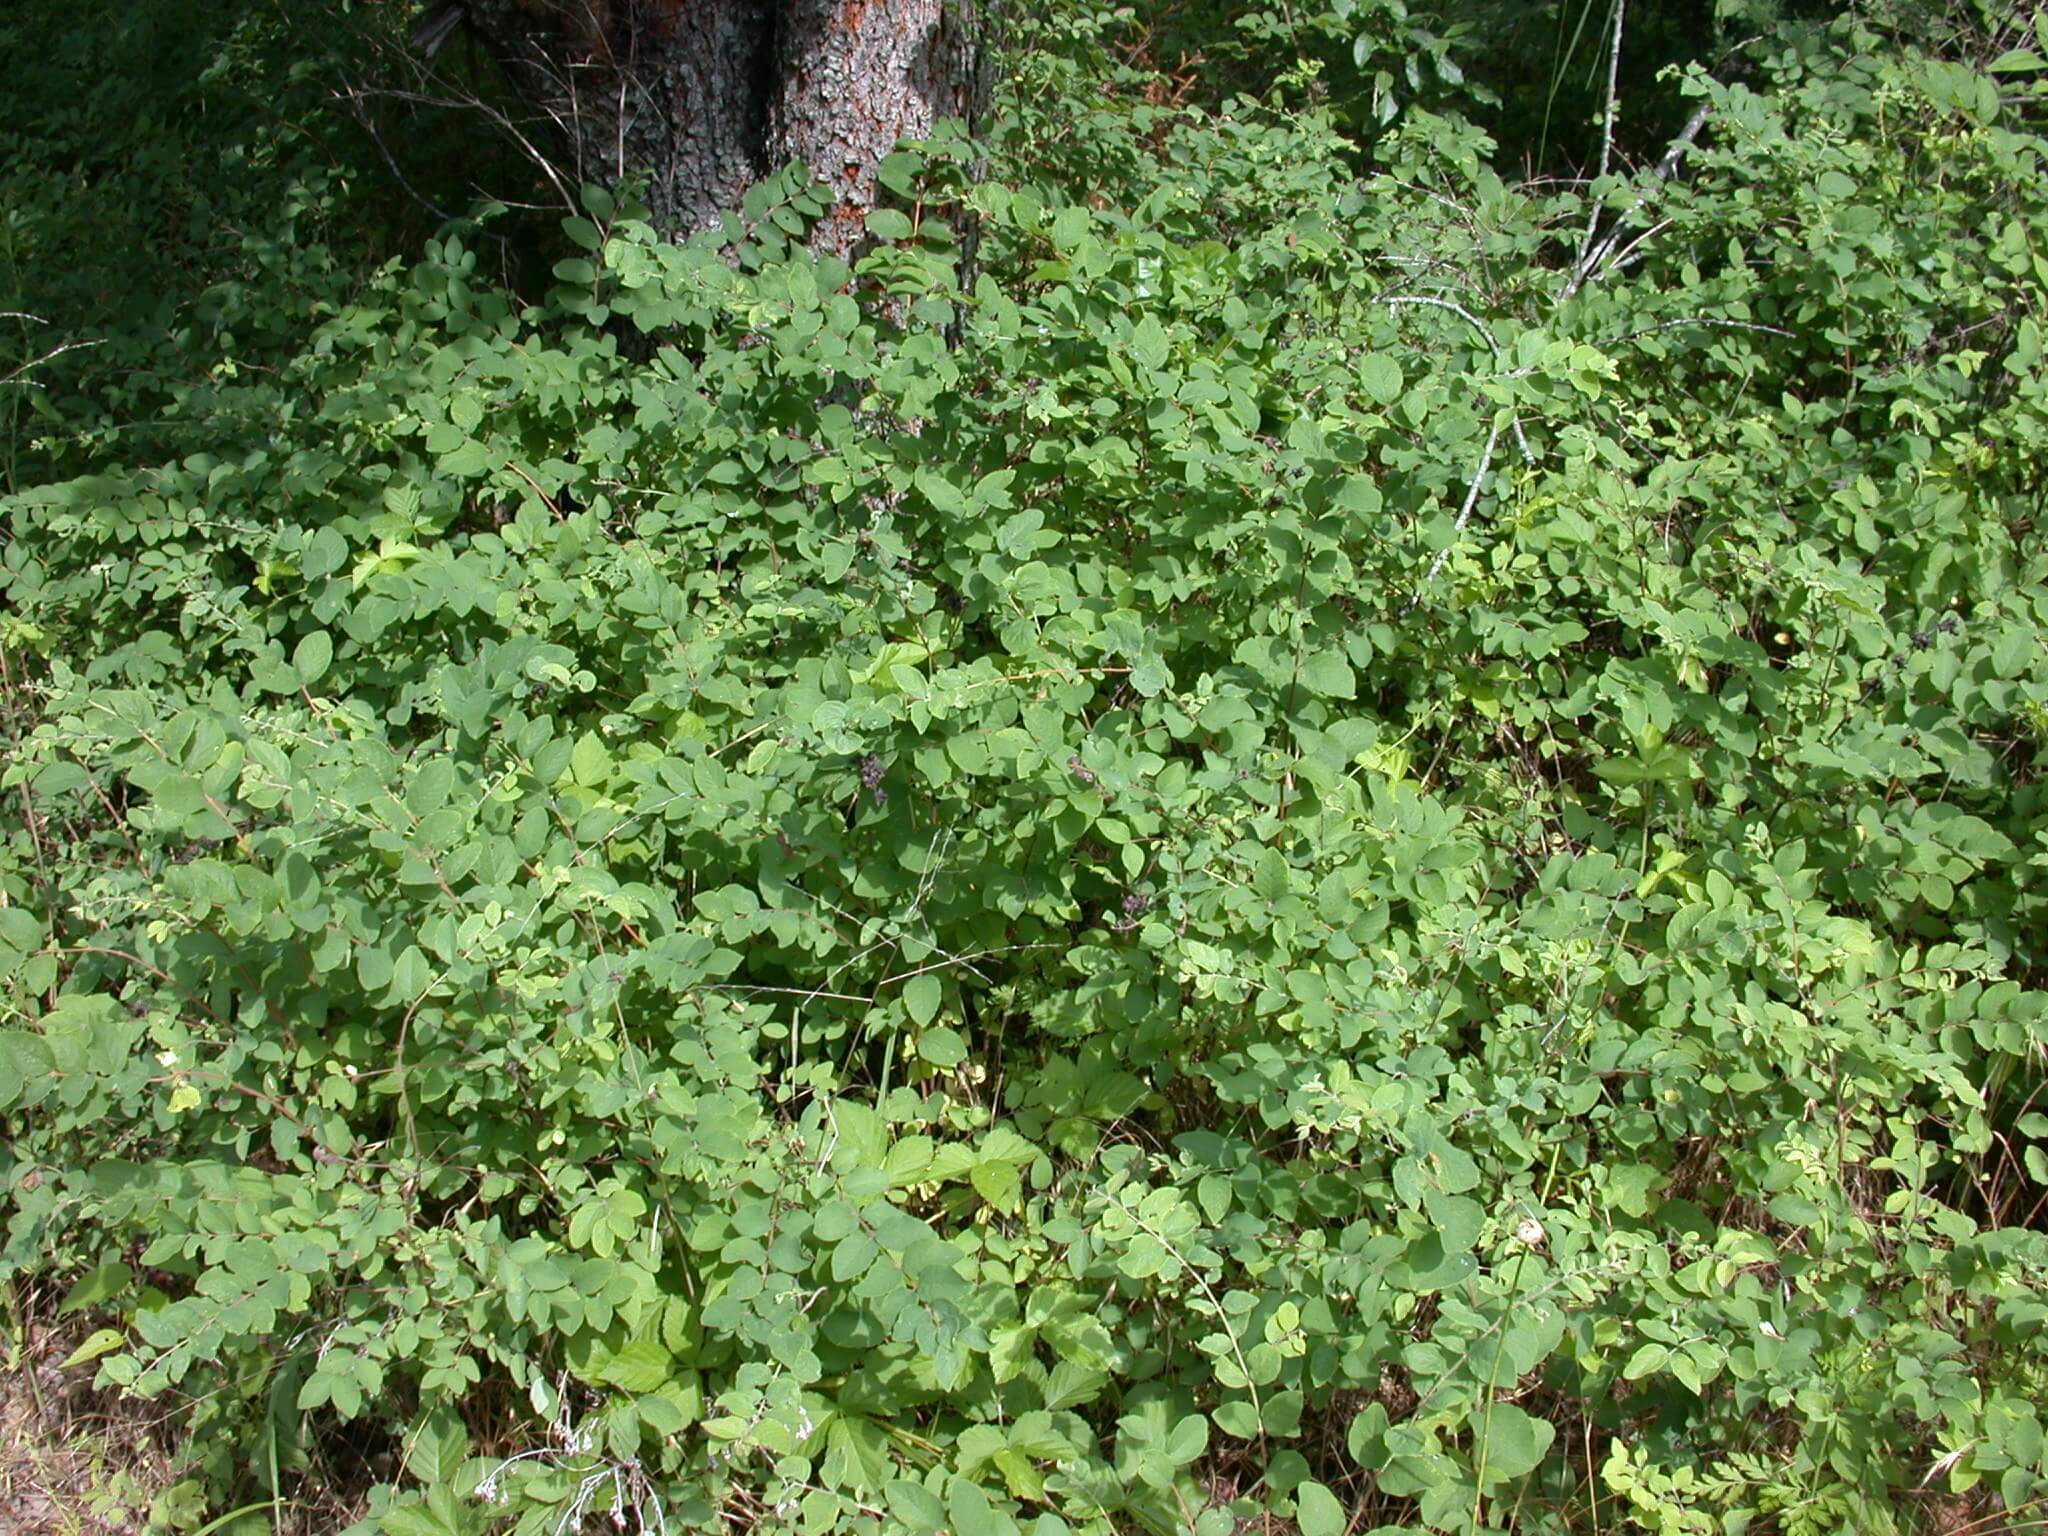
[451,0,980,258]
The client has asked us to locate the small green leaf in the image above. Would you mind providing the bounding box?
[916,1025,966,1067]
[61,1328,128,1368]
[1295,1479,1346,1536]
[292,630,333,685]
[1213,1400,1260,1440]
[1623,1343,1670,1380]
[904,974,942,1027]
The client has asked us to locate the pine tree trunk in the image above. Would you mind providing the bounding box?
[456,0,979,253]
[629,1,773,239]
[771,0,975,259]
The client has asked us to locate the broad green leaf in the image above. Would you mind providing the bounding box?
[1470,1402,1554,1483]
[1300,649,1356,700]
[403,1406,468,1486]
[904,973,942,1027]
[1295,1479,1346,1536]
[59,1263,133,1316]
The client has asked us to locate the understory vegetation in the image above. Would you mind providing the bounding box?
[4,1,2047,1533]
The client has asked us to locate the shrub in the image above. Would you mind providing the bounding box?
[4,4,2046,1533]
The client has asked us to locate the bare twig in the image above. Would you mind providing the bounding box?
[1,337,103,388]
[1597,316,1793,346]
[338,83,578,219]
[1566,97,1715,299]
[1402,420,1502,615]
[1378,295,1537,466]
[1566,0,1629,294]
[333,83,457,224]
[1656,100,1714,180]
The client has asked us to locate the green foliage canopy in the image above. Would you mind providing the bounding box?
[3,3,2048,1534]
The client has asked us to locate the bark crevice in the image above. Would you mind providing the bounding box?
[452,0,976,254]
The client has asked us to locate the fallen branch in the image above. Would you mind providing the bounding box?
[1565,97,1716,299]
[1402,420,1502,616]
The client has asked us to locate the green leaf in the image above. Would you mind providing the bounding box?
[916,1025,966,1067]
[1300,648,1356,700]
[1358,354,1404,404]
[376,1490,468,1536]
[569,731,610,787]
[885,1480,946,1534]
[904,973,942,1027]
[1295,1479,1346,1536]
[1470,1402,1554,1483]
[1767,1194,1823,1227]
[292,630,333,685]
[970,1158,1022,1215]
[58,1262,133,1316]
[403,1406,468,1486]
[1213,1400,1260,1440]
[1132,315,1170,370]
[596,1339,674,1393]
[61,1328,128,1368]
[1423,1189,1482,1254]
[1623,1343,1669,1380]
[302,527,349,580]
[1253,845,1291,901]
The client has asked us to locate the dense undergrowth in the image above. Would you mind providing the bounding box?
[4,2,2048,1533]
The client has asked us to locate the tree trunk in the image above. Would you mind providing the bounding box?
[772,0,975,259]
[457,0,978,257]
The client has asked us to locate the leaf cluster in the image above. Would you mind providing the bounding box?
[4,4,2048,1535]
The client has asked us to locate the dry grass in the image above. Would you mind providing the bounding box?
[1,1294,184,1535]
[0,1281,385,1536]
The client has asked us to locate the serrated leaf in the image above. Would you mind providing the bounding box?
[885,1480,946,1534]
[1253,845,1291,901]
[403,1406,468,1486]
[970,1158,1022,1215]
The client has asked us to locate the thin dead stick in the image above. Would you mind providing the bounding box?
[1379,295,1537,466]
[1566,98,1713,299]
[334,83,457,224]
[1403,420,1501,615]
[1597,316,1794,345]
[1567,0,1628,294]
[1,337,103,386]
